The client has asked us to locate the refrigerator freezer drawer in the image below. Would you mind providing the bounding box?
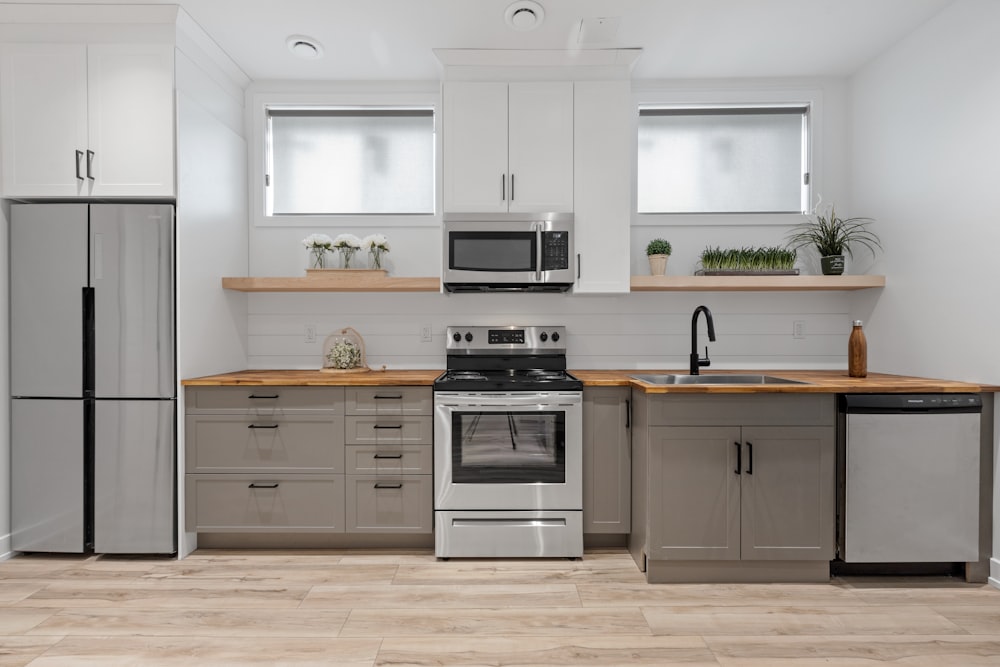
[94,400,176,554]
[11,399,86,553]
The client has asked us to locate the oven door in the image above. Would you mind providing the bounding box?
[434,392,582,511]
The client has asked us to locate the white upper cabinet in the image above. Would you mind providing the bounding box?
[1,42,175,198]
[573,80,631,293]
[443,81,573,213]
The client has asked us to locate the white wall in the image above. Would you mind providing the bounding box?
[848,0,1000,582]
[244,76,866,371]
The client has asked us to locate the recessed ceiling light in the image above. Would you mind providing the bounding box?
[286,35,323,60]
[505,1,545,31]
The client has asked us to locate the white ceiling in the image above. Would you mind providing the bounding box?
[20,0,954,81]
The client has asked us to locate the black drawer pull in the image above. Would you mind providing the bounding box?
[746,441,753,475]
[373,454,404,459]
[247,424,279,429]
[734,441,742,475]
[373,424,403,430]
[248,394,279,399]
[374,483,403,489]
[373,394,403,400]
[248,482,279,489]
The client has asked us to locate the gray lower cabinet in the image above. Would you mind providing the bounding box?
[185,386,347,533]
[582,386,631,534]
[185,385,433,537]
[648,425,835,561]
[632,393,836,582]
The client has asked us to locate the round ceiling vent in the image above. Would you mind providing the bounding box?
[505,1,545,31]
[286,35,324,60]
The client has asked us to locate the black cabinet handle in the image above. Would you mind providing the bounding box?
[373,394,403,400]
[248,482,279,489]
[86,150,95,181]
[734,441,742,475]
[746,441,753,475]
[510,173,515,201]
[625,399,631,429]
[373,424,403,430]
[373,454,404,459]
[501,173,505,201]
[249,394,280,399]
[247,424,279,429]
[374,483,403,489]
[75,150,84,180]
[577,253,581,280]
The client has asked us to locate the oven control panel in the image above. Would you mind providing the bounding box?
[446,325,567,353]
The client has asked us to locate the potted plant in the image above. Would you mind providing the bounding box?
[646,238,672,276]
[786,205,882,275]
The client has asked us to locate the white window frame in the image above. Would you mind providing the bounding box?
[632,83,823,227]
[249,86,441,228]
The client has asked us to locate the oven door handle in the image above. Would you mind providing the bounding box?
[535,222,543,283]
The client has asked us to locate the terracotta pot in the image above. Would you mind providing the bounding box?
[648,254,669,276]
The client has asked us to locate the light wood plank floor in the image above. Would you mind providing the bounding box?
[2,549,1000,666]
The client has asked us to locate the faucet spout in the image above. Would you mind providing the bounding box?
[690,305,716,375]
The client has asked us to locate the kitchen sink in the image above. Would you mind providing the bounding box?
[630,373,808,385]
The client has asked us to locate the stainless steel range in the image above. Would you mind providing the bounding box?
[433,325,583,558]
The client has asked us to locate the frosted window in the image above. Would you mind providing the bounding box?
[267,109,434,215]
[638,107,808,214]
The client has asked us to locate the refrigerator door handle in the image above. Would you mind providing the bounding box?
[83,287,95,396]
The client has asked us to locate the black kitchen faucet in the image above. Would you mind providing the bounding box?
[690,305,716,375]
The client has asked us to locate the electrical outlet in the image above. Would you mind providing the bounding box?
[305,324,316,343]
[420,324,433,343]
[792,320,806,339]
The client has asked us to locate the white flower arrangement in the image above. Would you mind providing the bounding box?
[326,340,361,369]
[361,234,390,253]
[302,233,333,250]
[333,233,362,250]
[362,233,391,270]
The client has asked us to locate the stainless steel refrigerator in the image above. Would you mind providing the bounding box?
[10,203,175,554]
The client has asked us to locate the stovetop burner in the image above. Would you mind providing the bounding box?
[434,325,582,392]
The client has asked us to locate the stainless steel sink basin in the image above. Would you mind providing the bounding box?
[630,373,808,385]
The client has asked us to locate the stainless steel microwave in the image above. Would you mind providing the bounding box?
[442,213,575,292]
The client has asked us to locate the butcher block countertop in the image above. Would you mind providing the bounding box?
[182,369,998,393]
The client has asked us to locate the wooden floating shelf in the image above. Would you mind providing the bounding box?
[221,275,440,292]
[630,274,886,292]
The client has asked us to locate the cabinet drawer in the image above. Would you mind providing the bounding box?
[186,474,345,533]
[345,387,431,415]
[345,416,432,445]
[345,444,433,475]
[185,386,344,413]
[185,415,345,473]
[345,475,432,533]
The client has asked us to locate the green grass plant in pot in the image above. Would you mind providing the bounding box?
[646,238,672,276]
[786,205,882,275]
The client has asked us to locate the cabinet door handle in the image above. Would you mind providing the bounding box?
[247,424,279,429]
[373,424,403,430]
[86,150,95,181]
[75,150,84,181]
[577,253,581,280]
[373,454,404,459]
[745,441,753,475]
[373,394,402,400]
[734,441,742,475]
[249,394,280,399]
[625,399,631,429]
[501,173,505,201]
[510,173,514,201]
[248,482,279,489]
[374,482,403,489]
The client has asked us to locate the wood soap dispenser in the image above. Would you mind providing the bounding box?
[848,320,867,378]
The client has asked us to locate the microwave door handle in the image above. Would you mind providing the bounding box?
[535,224,543,282]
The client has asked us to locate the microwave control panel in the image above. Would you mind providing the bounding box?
[541,231,569,270]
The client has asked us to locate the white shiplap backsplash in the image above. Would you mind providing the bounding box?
[247,290,859,371]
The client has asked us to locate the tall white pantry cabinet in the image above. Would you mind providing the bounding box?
[0,42,175,198]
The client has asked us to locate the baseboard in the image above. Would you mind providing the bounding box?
[989,557,1000,590]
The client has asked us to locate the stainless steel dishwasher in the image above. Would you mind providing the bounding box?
[839,394,982,563]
